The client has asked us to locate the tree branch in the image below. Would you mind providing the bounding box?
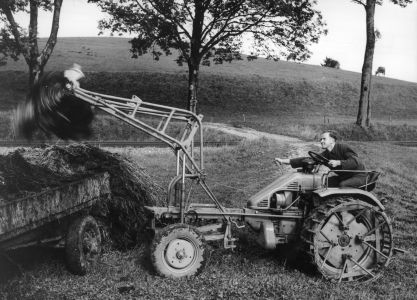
[144,0,192,40]
[351,0,366,7]
[201,1,245,42]
[203,6,274,47]
[40,0,63,67]
[201,9,244,54]
[28,0,39,64]
[0,1,29,63]
[182,0,194,22]
[131,0,190,60]
[202,7,271,55]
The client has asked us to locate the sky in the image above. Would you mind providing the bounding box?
[308,0,417,83]
[12,0,417,83]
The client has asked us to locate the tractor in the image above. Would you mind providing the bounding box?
[50,80,394,282]
[144,153,393,283]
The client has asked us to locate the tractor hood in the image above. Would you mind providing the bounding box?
[247,171,322,209]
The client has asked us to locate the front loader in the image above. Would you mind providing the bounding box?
[70,85,394,283]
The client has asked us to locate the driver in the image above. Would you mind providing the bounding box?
[275,131,367,188]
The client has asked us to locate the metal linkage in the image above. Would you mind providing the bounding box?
[72,87,223,215]
[74,88,203,171]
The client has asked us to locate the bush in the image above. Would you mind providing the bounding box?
[321,57,340,69]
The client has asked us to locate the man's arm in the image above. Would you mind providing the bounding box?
[275,158,290,165]
[64,63,84,88]
[340,151,360,169]
[275,157,310,168]
[328,144,361,170]
[319,150,339,168]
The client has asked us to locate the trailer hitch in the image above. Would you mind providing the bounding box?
[223,220,238,249]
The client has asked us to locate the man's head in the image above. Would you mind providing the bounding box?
[320,130,338,150]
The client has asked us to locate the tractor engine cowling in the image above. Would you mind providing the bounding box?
[245,171,322,250]
[247,172,322,210]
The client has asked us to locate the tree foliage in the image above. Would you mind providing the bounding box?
[0,27,20,66]
[89,0,327,112]
[375,66,385,75]
[321,57,340,69]
[0,0,63,86]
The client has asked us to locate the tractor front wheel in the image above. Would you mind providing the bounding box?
[301,196,393,282]
[151,224,207,278]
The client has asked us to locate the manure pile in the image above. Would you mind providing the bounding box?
[0,144,164,249]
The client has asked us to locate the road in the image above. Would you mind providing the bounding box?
[204,123,302,142]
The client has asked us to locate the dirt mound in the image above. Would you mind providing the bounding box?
[0,144,164,249]
[0,150,82,199]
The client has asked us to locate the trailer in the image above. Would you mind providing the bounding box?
[0,172,111,275]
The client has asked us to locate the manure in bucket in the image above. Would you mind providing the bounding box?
[14,71,94,140]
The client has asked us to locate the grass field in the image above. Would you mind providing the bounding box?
[1,37,417,141]
[0,138,416,299]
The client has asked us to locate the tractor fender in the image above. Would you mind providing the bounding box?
[313,188,385,211]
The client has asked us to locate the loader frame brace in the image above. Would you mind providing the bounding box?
[73,87,227,223]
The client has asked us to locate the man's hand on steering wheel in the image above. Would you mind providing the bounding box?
[328,160,341,168]
[308,151,331,167]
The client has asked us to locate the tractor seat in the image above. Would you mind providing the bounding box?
[359,171,380,192]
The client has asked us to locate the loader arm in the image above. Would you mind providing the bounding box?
[72,87,225,218]
[74,88,203,172]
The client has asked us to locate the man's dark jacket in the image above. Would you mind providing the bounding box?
[290,143,365,180]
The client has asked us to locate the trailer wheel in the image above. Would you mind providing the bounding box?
[65,215,102,275]
[151,224,207,278]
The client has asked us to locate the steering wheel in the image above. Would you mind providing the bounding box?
[308,151,330,166]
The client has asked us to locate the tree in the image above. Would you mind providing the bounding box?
[0,0,63,87]
[321,57,340,69]
[375,66,385,75]
[352,0,413,127]
[90,0,326,113]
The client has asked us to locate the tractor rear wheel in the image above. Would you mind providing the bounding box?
[65,215,102,275]
[301,196,393,282]
[151,224,207,278]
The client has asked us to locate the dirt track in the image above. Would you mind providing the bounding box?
[205,123,302,142]
[205,122,318,158]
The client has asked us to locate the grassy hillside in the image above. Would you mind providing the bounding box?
[3,37,416,85]
[0,37,376,79]
[0,37,416,140]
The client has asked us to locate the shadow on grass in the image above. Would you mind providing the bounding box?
[133,242,155,275]
[274,243,318,277]
[0,246,64,283]
[0,231,320,285]
[224,229,319,278]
